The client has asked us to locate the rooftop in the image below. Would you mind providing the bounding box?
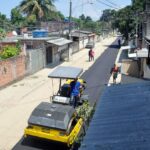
[80,82,150,150]
[47,38,72,46]
[48,66,83,79]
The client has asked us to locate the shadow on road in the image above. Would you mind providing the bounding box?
[104,44,120,49]
[12,136,70,150]
[46,61,63,69]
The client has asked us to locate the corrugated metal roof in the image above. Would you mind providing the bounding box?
[80,82,150,150]
[47,38,72,46]
[71,32,87,38]
[48,66,83,79]
[121,74,148,84]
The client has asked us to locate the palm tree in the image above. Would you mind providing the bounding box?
[19,0,56,21]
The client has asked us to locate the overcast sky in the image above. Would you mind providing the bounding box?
[0,0,131,20]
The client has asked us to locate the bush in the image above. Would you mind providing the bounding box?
[0,45,20,59]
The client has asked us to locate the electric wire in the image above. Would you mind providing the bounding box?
[72,1,90,16]
[96,0,120,10]
[105,0,121,8]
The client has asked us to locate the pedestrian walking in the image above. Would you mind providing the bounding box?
[110,64,119,84]
[118,39,121,48]
[88,49,92,62]
[91,49,95,61]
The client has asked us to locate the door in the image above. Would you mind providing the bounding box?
[46,46,52,64]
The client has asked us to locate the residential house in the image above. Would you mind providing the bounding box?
[20,35,72,74]
[140,0,150,78]
[122,1,150,79]
[70,30,96,52]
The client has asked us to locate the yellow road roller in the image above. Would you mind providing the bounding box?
[24,102,84,147]
[24,66,88,147]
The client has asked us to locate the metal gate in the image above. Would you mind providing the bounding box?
[27,49,45,74]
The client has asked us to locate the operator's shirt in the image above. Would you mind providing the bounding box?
[70,81,81,96]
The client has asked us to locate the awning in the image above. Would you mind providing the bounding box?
[48,66,83,79]
[70,32,87,38]
[128,48,148,58]
[121,46,131,50]
[47,38,72,46]
[121,45,136,50]
[137,48,148,57]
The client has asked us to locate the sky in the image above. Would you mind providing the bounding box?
[0,0,131,20]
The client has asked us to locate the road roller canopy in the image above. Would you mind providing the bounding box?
[28,102,75,131]
[48,66,83,79]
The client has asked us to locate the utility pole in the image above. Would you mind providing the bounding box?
[135,12,138,48]
[69,0,72,36]
[68,0,72,62]
[102,10,104,39]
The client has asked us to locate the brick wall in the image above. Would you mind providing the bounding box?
[0,55,26,88]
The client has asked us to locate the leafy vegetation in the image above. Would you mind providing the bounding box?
[19,0,56,21]
[0,44,21,59]
[99,0,145,40]
[76,101,93,123]
[11,7,25,27]
[0,28,6,40]
[0,13,12,31]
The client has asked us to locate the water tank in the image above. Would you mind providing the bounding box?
[32,29,48,38]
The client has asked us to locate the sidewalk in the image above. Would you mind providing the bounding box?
[0,36,117,150]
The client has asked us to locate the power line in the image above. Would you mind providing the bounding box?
[90,3,101,18]
[105,0,121,8]
[72,1,90,16]
[96,0,119,10]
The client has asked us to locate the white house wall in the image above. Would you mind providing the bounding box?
[52,44,70,63]
[58,45,68,52]
[143,58,150,79]
[79,38,88,49]
[53,46,60,64]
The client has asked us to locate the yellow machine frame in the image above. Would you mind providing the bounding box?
[24,118,83,147]
[66,79,85,84]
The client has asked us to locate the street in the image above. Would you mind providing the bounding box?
[0,36,119,150]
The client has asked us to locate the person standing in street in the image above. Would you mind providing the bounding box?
[88,49,92,62]
[118,39,121,48]
[110,64,119,84]
[70,78,81,108]
[91,49,95,61]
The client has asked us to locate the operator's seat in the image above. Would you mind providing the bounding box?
[60,84,70,97]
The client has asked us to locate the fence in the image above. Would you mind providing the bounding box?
[0,55,26,88]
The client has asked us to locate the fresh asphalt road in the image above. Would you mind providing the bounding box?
[82,39,120,106]
[12,39,119,150]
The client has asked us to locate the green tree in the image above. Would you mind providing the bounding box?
[0,28,6,40]
[11,7,25,27]
[0,13,12,31]
[132,0,145,11]
[19,0,56,21]
[115,6,135,40]
[85,16,92,22]
[79,14,86,21]
[46,11,65,21]
[100,9,116,22]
